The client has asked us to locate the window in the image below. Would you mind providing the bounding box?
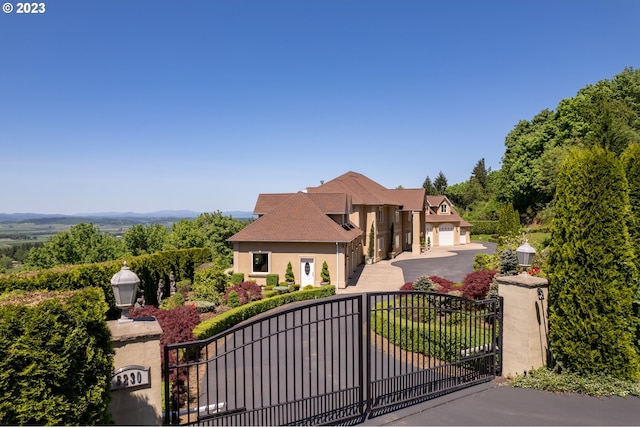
[252,252,269,273]
[378,207,384,223]
[378,237,384,251]
[394,208,399,223]
[395,234,400,249]
[406,232,412,245]
[440,204,448,214]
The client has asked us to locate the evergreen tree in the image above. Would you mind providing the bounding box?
[471,158,489,190]
[622,143,640,273]
[422,176,436,195]
[548,146,640,380]
[433,171,448,195]
[496,204,520,237]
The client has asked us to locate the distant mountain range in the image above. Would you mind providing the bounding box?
[0,210,255,222]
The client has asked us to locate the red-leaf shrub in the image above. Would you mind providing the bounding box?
[400,282,414,291]
[225,281,263,305]
[430,276,454,293]
[130,305,201,407]
[462,269,497,300]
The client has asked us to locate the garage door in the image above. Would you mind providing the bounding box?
[439,224,454,246]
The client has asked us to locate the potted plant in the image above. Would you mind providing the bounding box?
[320,261,330,285]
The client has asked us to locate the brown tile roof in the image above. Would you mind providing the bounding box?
[254,192,350,215]
[307,171,392,205]
[390,188,426,211]
[308,171,425,211]
[229,192,362,243]
[254,193,294,215]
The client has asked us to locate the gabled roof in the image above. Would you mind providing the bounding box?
[254,192,350,216]
[425,195,470,226]
[390,188,426,211]
[229,192,361,243]
[307,171,395,205]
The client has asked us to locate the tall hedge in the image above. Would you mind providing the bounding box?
[548,146,640,380]
[0,288,113,425]
[0,248,212,320]
[622,142,640,274]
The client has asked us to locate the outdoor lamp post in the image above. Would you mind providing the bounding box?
[516,240,536,275]
[110,261,140,322]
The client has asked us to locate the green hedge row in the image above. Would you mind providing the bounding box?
[0,288,113,425]
[470,220,498,235]
[0,248,212,320]
[371,301,491,362]
[194,285,336,339]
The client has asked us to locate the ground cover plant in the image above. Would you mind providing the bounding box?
[510,367,640,397]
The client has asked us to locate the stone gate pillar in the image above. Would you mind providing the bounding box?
[108,318,163,425]
[497,275,549,377]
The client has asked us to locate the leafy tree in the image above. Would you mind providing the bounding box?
[192,258,230,304]
[422,176,436,195]
[165,212,246,265]
[433,171,448,195]
[27,223,126,269]
[123,223,168,256]
[547,146,640,380]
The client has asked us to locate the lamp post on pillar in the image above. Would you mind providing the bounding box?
[110,261,140,322]
[516,240,536,275]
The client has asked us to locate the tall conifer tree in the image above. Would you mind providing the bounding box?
[548,146,640,380]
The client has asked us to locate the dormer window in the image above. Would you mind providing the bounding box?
[440,204,448,214]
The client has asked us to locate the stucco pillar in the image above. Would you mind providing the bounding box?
[497,275,549,378]
[108,318,163,425]
[411,211,422,255]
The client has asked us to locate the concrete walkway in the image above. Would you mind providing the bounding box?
[338,243,489,294]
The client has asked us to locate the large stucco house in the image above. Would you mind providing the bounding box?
[228,171,472,288]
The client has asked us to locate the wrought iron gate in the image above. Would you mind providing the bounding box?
[163,292,502,425]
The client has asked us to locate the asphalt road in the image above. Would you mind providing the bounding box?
[392,242,497,284]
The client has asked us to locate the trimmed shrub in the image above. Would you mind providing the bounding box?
[0,288,113,425]
[160,292,185,310]
[474,253,499,271]
[188,300,216,313]
[413,275,435,292]
[321,261,331,284]
[266,274,279,287]
[462,269,497,300]
[194,286,336,339]
[263,290,278,299]
[285,262,295,284]
[192,258,229,304]
[227,290,240,308]
[499,248,519,276]
[0,248,212,320]
[548,146,640,380]
[225,281,263,306]
[176,279,192,296]
[471,220,498,235]
[290,284,300,292]
[230,272,244,286]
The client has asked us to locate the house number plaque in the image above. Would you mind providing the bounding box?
[111,365,151,391]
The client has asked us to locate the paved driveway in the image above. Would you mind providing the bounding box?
[339,242,497,294]
[393,242,497,284]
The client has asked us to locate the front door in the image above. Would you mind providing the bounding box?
[300,258,314,286]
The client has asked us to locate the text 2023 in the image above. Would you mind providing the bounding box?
[17,2,45,13]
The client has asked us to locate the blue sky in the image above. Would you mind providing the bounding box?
[1,0,638,215]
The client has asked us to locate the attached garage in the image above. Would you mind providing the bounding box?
[439,224,455,246]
